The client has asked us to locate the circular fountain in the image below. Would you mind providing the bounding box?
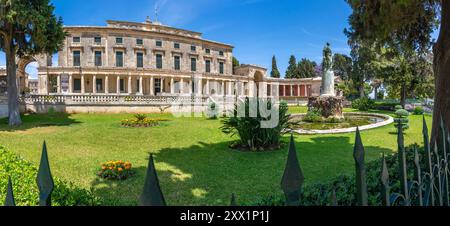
[290,112,393,135]
[293,43,393,135]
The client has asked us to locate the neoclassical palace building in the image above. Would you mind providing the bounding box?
[0,19,331,113]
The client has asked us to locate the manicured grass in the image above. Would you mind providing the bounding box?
[0,108,431,206]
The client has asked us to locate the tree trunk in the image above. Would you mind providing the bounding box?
[359,84,365,98]
[5,40,22,126]
[431,0,450,144]
[400,83,407,109]
[374,87,378,101]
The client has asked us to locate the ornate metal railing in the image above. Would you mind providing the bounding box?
[3,116,450,206]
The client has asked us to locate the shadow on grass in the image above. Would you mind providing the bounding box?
[0,113,81,131]
[89,135,394,206]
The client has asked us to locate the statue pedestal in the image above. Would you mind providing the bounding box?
[308,96,344,120]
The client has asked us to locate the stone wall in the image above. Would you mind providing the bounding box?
[0,96,7,118]
[22,103,181,114]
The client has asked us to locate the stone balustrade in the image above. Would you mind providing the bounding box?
[21,94,210,106]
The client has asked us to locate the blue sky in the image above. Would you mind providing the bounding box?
[0,0,356,78]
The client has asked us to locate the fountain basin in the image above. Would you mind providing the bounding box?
[290,112,393,135]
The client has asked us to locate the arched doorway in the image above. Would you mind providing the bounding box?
[16,54,53,95]
[17,57,40,95]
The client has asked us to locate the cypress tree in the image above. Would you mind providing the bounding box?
[270,55,281,78]
[285,55,298,79]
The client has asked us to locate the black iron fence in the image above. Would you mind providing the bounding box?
[3,116,450,206]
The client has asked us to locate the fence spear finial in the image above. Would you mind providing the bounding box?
[37,141,54,206]
[4,176,16,206]
[139,154,166,206]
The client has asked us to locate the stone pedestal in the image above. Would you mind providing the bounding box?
[308,96,344,120]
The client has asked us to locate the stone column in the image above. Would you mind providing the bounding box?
[282,85,286,97]
[57,74,61,94]
[189,80,193,94]
[150,77,155,96]
[261,82,267,97]
[161,78,165,93]
[93,75,97,94]
[139,76,143,95]
[170,78,175,94]
[69,74,73,94]
[105,75,109,94]
[117,76,120,94]
[38,73,48,94]
[128,76,132,94]
[228,81,233,96]
[180,78,184,94]
[197,78,202,95]
[221,81,225,95]
[81,74,85,94]
[205,80,210,95]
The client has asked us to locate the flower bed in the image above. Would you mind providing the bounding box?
[121,118,162,127]
[98,161,134,180]
[121,114,168,127]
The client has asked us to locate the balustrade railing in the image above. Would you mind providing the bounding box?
[21,94,211,106]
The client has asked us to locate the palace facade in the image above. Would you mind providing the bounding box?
[0,19,334,113]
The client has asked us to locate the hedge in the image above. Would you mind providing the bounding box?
[372,102,400,111]
[0,147,101,206]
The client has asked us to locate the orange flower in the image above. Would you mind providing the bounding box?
[118,168,123,172]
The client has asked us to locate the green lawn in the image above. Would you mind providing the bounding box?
[0,108,432,206]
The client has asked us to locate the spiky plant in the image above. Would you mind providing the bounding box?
[221,98,291,151]
[134,114,147,122]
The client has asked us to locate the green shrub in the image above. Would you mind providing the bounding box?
[376,90,385,100]
[351,97,374,111]
[0,147,101,206]
[413,107,424,115]
[206,101,219,119]
[395,105,403,110]
[48,106,56,115]
[303,109,323,123]
[221,98,291,151]
[394,109,410,130]
[247,145,425,206]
